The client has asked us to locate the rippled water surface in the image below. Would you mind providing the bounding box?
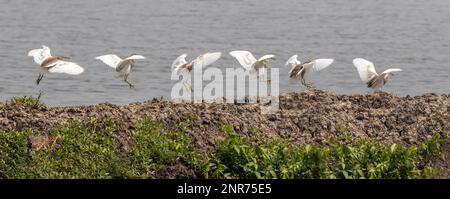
[1,0,449,105]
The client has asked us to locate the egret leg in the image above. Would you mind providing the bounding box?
[300,79,314,90]
[182,82,188,91]
[257,74,268,84]
[36,73,44,85]
[265,73,271,84]
[373,86,383,93]
[124,74,135,88]
[262,68,271,83]
[183,82,193,92]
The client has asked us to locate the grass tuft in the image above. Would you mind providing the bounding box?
[11,91,43,108]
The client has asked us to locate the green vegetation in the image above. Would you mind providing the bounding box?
[11,91,43,108]
[123,119,201,178]
[0,118,201,179]
[0,119,446,179]
[201,125,442,179]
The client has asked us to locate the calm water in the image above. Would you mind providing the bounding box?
[1,0,449,106]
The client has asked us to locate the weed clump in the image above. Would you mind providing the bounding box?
[11,91,43,108]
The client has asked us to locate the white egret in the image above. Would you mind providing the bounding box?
[27,45,84,85]
[96,54,146,88]
[353,58,403,92]
[229,50,275,72]
[171,52,222,91]
[285,55,334,88]
[229,50,275,83]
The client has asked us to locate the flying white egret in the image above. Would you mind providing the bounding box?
[285,55,334,88]
[171,52,222,91]
[353,58,403,92]
[96,54,146,88]
[229,50,275,72]
[27,45,84,85]
[229,51,275,83]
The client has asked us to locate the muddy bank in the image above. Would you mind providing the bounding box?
[1,90,449,149]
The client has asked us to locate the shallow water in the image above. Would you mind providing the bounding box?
[0,0,449,106]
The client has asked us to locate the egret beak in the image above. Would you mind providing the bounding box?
[57,56,70,60]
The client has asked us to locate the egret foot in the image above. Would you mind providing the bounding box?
[36,74,44,85]
[183,82,193,92]
[300,79,314,90]
[124,75,135,89]
[125,80,135,89]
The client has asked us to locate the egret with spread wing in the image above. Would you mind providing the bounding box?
[229,50,275,83]
[353,58,403,92]
[27,45,84,85]
[96,54,146,88]
[285,54,334,89]
[171,52,222,91]
[229,50,275,71]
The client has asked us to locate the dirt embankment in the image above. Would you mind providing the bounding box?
[1,90,449,148]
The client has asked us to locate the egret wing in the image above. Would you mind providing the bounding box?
[381,68,403,74]
[125,54,146,60]
[286,54,300,66]
[193,52,222,68]
[96,54,123,68]
[171,54,188,72]
[28,45,52,65]
[229,51,257,70]
[312,59,334,71]
[48,60,84,75]
[353,58,378,82]
[258,54,275,62]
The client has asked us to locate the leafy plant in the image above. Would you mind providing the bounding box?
[30,119,123,178]
[0,120,446,179]
[123,117,200,178]
[0,129,37,179]
[11,91,43,108]
[201,126,443,179]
